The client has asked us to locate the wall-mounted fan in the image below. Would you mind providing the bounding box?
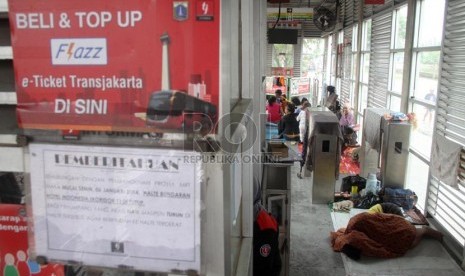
[313,5,337,32]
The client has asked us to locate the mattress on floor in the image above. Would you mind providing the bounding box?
[330,209,465,276]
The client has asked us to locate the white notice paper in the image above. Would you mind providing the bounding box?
[29,143,202,273]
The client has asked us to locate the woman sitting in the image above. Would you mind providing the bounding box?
[339,103,358,146]
[278,104,300,141]
[330,204,443,260]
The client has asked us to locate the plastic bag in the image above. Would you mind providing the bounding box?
[354,192,380,209]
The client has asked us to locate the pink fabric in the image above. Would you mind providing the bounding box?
[340,112,354,127]
[267,103,281,123]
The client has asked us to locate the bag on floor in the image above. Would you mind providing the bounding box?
[382,187,417,210]
[354,193,380,209]
[341,175,366,193]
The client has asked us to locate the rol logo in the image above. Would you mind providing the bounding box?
[51,38,107,65]
[259,244,271,257]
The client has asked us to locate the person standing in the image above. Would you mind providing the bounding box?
[297,101,311,143]
[423,89,437,123]
[325,85,341,119]
[266,96,282,124]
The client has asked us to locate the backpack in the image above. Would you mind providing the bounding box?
[341,175,366,193]
[382,187,417,210]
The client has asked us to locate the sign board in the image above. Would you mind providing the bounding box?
[264,76,287,95]
[271,67,294,77]
[290,77,310,96]
[29,144,202,273]
[8,0,220,133]
[0,204,64,276]
[267,7,313,22]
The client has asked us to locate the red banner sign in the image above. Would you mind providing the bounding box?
[0,204,64,275]
[365,0,385,4]
[8,0,220,133]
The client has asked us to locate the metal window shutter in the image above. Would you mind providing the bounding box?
[373,0,394,14]
[363,4,373,19]
[266,43,273,75]
[344,0,354,27]
[367,11,391,108]
[340,26,353,104]
[294,37,302,77]
[354,0,361,25]
[428,0,465,246]
[303,21,323,37]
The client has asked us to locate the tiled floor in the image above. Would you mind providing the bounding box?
[289,163,346,276]
[289,162,465,276]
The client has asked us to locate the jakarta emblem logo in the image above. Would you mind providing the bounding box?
[259,244,272,257]
[173,2,189,21]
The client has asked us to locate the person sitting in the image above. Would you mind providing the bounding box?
[266,96,282,124]
[330,207,443,260]
[278,103,300,141]
[297,101,311,143]
[280,94,290,115]
[339,103,358,146]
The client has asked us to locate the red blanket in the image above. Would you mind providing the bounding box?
[331,212,416,258]
[339,147,360,175]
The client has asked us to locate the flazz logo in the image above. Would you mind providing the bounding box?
[173,2,189,21]
[51,38,107,65]
[196,0,214,21]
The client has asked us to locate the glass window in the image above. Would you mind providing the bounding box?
[390,52,404,93]
[362,19,372,51]
[272,44,294,68]
[350,53,357,80]
[301,38,324,78]
[352,24,358,52]
[406,0,446,236]
[361,54,370,83]
[389,6,407,100]
[405,153,430,210]
[415,0,446,47]
[326,36,332,85]
[410,103,435,157]
[358,85,368,113]
[389,95,401,112]
[411,51,440,100]
[393,6,408,49]
[350,82,356,109]
[357,116,364,142]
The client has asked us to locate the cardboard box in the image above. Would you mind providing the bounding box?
[268,142,289,158]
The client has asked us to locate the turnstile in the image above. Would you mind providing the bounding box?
[306,109,342,204]
[360,108,411,188]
